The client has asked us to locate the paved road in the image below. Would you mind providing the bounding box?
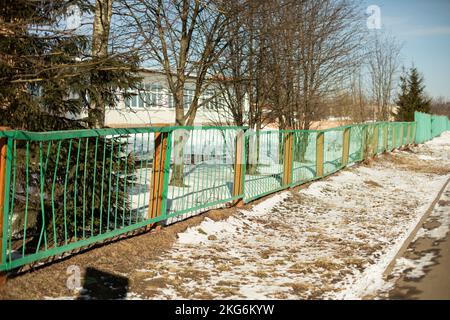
[388,184,450,300]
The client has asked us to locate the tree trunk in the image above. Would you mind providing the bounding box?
[169,87,188,187]
[89,0,113,128]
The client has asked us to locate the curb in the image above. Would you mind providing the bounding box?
[383,175,450,278]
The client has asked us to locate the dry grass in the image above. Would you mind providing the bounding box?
[212,286,241,298]
[384,153,450,175]
[0,204,240,299]
[438,200,450,206]
[313,258,342,271]
[364,180,383,188]
[290,282,312,295]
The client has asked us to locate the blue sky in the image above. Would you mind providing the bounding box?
[364,0,450,99]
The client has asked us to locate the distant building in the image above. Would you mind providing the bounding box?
[104,69,247,127]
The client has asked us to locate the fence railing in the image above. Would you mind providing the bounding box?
[0,114,447,273]
[415,111,450,144]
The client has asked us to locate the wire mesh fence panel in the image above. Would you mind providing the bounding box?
[0,128,169,272]
[165,128,241,223]
[415,112,432,143]
[362,124,373,158]
[395,123,403,148]
[292,131,318,185]
[431,115,448,138]
[387,123,394,151]
[1,115,446,272]
[402,123,409,146]
[377,123,386,154]
[349,125,363,163]
[244,130,286,202]
[323,129,344,175]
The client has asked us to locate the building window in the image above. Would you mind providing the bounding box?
[168,92,175,108]
[143,84,162,108]
[202,90,215,110]
[126,83,163,108]
[184,89,195,108]
[217,96,226,109]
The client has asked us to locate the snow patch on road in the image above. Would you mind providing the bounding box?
[390,253,436,280]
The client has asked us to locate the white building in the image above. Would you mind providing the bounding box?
[104,69,246,127]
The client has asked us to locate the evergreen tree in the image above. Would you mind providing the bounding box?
[0,1,141,248]
[0,0,141,131]
[395,66,431,121]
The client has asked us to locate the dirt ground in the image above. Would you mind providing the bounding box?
[0,206,243,299]
[0,137,449,300]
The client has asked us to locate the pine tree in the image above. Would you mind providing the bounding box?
[408,67,431,114]
[0,0,141,131]
[395,69,410,121]
[395,67,431,121]
[0,0,141,248]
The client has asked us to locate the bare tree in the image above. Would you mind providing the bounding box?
[431,97,450,118]
[366,31,402,121]
[119,0,236,125]
[118,0,238,185]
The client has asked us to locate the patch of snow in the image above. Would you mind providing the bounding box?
[417,155,437,161]
[390,252,436,280]
[121,132,450,300]
[125,292,144,300]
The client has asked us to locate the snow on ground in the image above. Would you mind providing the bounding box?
[376,143,450,296]
[119,132,450,300]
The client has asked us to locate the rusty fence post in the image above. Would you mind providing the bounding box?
[282,131,293,186]
[316,132,324,177]
[0,127,11,284]
[360,125,367,160]
[148,131,171,229]
[342,127,350,166]
[232,129,246,207]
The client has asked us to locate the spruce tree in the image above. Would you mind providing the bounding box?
[0,0,141,131]
[0,1,141,249]
[395,67,431,121]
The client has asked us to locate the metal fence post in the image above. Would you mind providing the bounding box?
[148,131,170,227]
[360,125,367,160]
[316,132,324,177]
[282,131,293,186]
[232,129,246,207]
[0,127,11,284]
[342,127,350,166]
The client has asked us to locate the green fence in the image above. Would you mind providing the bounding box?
[415,111,449,143]
[165,127,243,221]
[0,114,447,272]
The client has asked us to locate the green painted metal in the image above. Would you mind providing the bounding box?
[291,131,318,187]
[244,130,286,202]
[0,117,448,272]
[323,128,344,175]
[165,128,242,219]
